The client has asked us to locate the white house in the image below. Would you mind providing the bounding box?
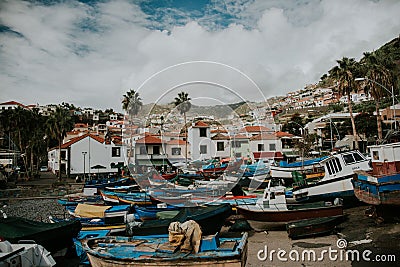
[188,121,212,161]
[165,139,189,165]
[211,133,231,159]
[47,133,124,178]
[249,133,283,162]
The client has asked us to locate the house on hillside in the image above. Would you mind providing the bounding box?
[48,134,124,178]
[239,125,272,137]
[0,101,28,111]
[211,133,231,159]
[231,134,250,158]
[188,121,211,161]
[134,134,170,172]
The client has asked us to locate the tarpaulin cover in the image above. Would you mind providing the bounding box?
[74,203,111,218]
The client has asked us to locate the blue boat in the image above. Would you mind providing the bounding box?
[52,203,133,233]
[74,230,110,265]
[134,204,181,221]
[240,161,270,177]
[83,232,248,267]
[353,142,400,206]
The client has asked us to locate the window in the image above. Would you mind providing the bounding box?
[172,147,181,155]
[373,151,379,160]
[153,146,160,155]
[353,152,364,162]
[200,145,207,154]
[217,142,224,151]
[60,151,66,160]
[269,143,276,151]
[342,154,355,164]
[112,147,121,157]
[139,146,147,155]
[258,144,264,151]
[235,152,242,157]
[199,128,207,137]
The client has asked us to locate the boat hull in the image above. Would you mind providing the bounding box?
[85,233,248,267]
[286,215,345,239]
[236,204,343,231]
[353,171,400,206]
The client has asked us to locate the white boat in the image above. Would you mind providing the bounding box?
[291,150,371,202]
[270,156,328,179]
[0,240,56,267]
[236,181,343,231]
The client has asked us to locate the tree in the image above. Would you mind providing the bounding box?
[122,89,143,117]
[174,92,191,166]
[122,89,143,166]
[359,52,393,140]
[329,57,360,149]
[46,107,74,181]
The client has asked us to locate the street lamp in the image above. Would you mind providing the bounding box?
[82,151,87,180]
[355,77,397,130]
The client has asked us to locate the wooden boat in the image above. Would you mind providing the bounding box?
[100,190,153,205]
[270,156,328,179]
[240,161,270,177]
[126,204,232,236]
[236,181,343,231]
[74,230,111,265]
[291,150,371,203]
[286,215,345,239]
[0,240,56,267]
[353,142,400,206]
[134,204,181,221]
[0,217,81,254]
[58,203,133,233]
[83,232,248,267]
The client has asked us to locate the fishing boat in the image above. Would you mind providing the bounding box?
[286,215,345,239]
[126,204,232,236]
[55,203,134,233]
[270,156,328,179]
[352,142,400,206]
[100,190,153,205]
[291,150,371,203]
[83,232,248,267]
[0,240,56,267]
[134,204,181,221]
[236,181,343,231]
[240,161,270,177]
[73,230,111,266]
[0,217,81,254]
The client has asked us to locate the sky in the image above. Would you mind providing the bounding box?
[1,0,400,112]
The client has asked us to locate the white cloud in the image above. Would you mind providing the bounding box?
[0,0,399,112]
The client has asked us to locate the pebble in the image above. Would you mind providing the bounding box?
[1,199,67,222]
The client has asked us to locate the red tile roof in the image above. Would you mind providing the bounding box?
[240,125,271,133]
[61,134,104,148]
[0,101,27,108]
[211,133,230,140]
[167,139,186,145]
[192,121,209,128]
[232,134,249,139]
[211,128,228,134]
[136,135,163,144]
[275,131,294,138]
[249,133,277,141]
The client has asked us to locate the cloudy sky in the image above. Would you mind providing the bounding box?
[1,0,399,112]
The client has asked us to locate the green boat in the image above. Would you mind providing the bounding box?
[0,217,81,253]
[286,215,345,239]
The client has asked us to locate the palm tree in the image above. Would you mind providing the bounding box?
[329,57,360,150]
[358,52,393,140]
[122,89,143,166]
[122,89,143,117]
[46,107,74,181]
[174,92,191,166]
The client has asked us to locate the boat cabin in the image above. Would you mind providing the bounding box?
[368,142,400,175]
[321,151,370,181]
[256,184,288,211]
